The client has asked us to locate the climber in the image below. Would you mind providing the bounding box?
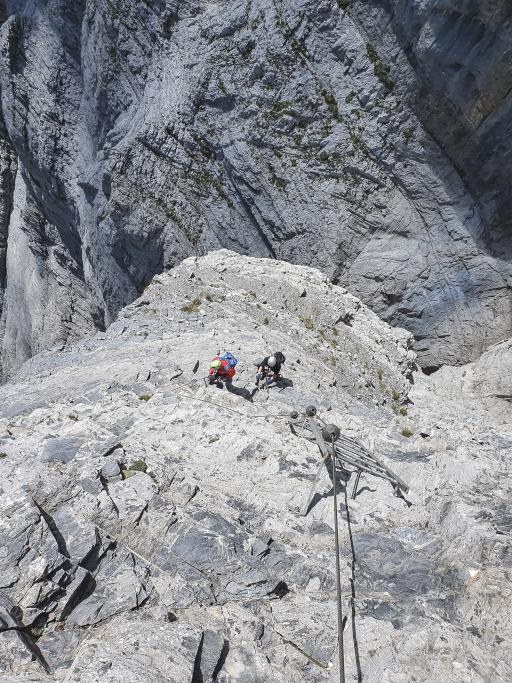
[208,352,238,385]
[256,351,286,386]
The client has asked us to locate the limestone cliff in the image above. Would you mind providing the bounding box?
[0,0,510,376]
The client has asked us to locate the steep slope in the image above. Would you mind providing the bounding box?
[0,0,510,376]
[352,0,512,254]
[0,251,511,681]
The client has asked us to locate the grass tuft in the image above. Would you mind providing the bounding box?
[181,297,202,313]
[300,316,314,330]
[129,459,148,472]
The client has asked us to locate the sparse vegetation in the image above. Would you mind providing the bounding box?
[0,452,7,459]
[377,368,383,381]
[139,394,152,402]
[366,43,394,92]
[129,459,148,472]
[320,328,338,349]
[208,435,220,444]
[391,389,400,401]
[68,414,78,421]
[345,90,356,104]
[263,317,270,325]
[107,0,120,22]
[240,41,255,58]
[399,407,408,417]
[181,297,201,313]
[269,171,287,191]
[124,458,157,482]
[401,427,414,438]
[403,127,415,142]
[336,0,351,10]
[265,100,293,122]
[321,89,341,121]
[300,316,315,330]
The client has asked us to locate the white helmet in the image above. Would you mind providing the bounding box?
[268,356,277,368]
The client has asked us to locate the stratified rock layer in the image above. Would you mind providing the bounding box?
[0,251,511,681]
[0,1,510,376]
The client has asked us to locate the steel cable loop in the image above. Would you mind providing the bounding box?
[331,434,346,683]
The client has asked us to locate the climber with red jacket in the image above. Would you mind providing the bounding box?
[208,352,238,385]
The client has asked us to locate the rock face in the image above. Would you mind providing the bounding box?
[0,0,510,376]
[352,0,512,253]
[0,251,511,681]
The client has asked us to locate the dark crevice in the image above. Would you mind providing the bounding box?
[5,609,51,674]
[99,474,120,516]
[268,581,290,599]
[212,639,230,680]
[80,528,109,573]
[134,502,149,527]
[191,631,205,683]
[60,573,96,621]
[422,365,441,376]
[33,501,70,558]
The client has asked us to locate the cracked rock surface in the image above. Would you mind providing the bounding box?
[0,251,511,681]
[0,1,510,377]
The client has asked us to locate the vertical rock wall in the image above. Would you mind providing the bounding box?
[0,0,510,375]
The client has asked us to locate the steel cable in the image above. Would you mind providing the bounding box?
[331,434,346,683]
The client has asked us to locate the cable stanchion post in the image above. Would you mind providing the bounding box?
[327,427,345,683]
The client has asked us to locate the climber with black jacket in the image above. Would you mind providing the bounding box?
[256,352,286,386]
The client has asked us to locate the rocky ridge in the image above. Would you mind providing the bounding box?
[0,251,511,682]
[0,0,510,376]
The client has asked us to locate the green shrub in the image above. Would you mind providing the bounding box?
[401,427,414,438]
[0,452,7,459]
[139,394,152,402]
[399,407,408,417]
[391,389,400,401]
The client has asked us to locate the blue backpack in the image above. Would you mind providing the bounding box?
[218,352,238,369]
